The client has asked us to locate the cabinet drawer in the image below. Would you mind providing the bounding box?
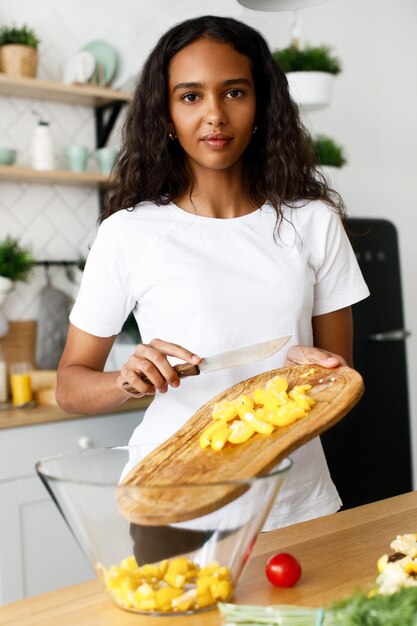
[0,411,143,482]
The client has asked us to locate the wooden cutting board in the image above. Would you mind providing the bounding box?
[117,364,364,526]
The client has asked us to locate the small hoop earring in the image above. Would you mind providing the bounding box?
[169,132,177,141]
[253,126,258,135]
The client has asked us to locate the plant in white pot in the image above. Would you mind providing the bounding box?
[0,24,40,78]
[272,44,341,110]
[0,236,35,306]
[313,134,347,187]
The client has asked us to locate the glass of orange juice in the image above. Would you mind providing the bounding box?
[10,362,33,407]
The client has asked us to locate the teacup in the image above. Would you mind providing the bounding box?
[95,147,117,175]
[0,147,17,165]
[64,145,89,172]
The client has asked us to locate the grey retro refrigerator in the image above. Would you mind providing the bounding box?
[321,217,413,509]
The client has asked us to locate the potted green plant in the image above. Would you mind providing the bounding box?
[272,44,342,110]
[0,24,40,78]
[313,134,347,187]
[0,236,35,306]
[313,134,347,168]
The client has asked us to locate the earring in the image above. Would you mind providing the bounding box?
[169,132,177,141]
[253,126,258,135]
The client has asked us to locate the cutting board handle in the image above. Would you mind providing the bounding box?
[122,363,200,394]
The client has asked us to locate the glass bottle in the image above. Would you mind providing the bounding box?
[0,345,7,403]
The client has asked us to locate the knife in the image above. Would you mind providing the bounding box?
[122,335,291,393]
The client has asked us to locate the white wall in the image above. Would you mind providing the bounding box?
[1,0,417,481]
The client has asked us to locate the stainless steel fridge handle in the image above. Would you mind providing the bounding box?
[368,329,411,342]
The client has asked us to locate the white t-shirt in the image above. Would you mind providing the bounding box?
[70,200,369,530]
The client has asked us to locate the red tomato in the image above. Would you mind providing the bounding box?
[265,552,302,587]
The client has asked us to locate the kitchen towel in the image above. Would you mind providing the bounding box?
[36,283,73,369]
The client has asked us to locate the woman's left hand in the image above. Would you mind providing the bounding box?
[285,345,347,368]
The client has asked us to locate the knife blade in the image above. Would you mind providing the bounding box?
[122,335,291,393]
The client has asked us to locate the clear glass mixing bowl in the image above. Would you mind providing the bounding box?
[36,445,291,616]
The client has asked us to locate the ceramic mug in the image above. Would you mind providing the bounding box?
[64,145,89,172]
[95,147,117,175]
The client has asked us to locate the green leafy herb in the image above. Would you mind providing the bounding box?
[219,588,417,626]
[326,588,417,626]
[272,44,342,75]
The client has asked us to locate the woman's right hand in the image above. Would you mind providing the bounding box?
[118,338,202,397]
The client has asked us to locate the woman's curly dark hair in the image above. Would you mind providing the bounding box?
[102,15,344,224]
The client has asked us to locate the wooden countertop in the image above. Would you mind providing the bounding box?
[2,490,416,625]
[0,397,152,429]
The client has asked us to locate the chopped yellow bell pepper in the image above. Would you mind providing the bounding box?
[155,586,183,611]
[167,557,191,574]
[212,400,239,422]
[164,569,186,589]
[236,394,255,415]
[199,561,222,576]
[240,410,275,435]
[199,419,229,448]
[101,554,233,613]
[227,419,256,444]
[211,424,231,451]
[272,401,306,426]
[141,563,160,580]
[252,388,269,405]
[293,383,312,393]
[132,590,157,611]
[263,393,288,410]
[171,588,197,612]
[202,373,315,452]
[196,586,214,608]
[120,555,139,571]
[158,559,169,578]
[288,389,312,411]
[211,578,232,600]
[265,376,288,394]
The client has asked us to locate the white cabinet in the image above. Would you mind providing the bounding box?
[0,410,143,604]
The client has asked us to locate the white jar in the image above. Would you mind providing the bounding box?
[31,121,55,170]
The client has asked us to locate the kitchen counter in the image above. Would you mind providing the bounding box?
[2,490,416,625]
[0,396,152,429]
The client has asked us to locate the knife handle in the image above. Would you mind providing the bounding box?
[122,363,200,394]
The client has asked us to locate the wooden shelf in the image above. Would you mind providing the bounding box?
[0,164,115,187]
[0,73,132,107]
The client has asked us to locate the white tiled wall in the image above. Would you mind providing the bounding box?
[0,95,124,321]
[0,8,123,320]
[0,99,101,320]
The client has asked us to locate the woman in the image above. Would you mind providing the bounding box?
[56,16,369,534]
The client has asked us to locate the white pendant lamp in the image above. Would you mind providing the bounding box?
[237,0,329,11]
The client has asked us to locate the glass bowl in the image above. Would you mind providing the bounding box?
[36,445,291,616]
